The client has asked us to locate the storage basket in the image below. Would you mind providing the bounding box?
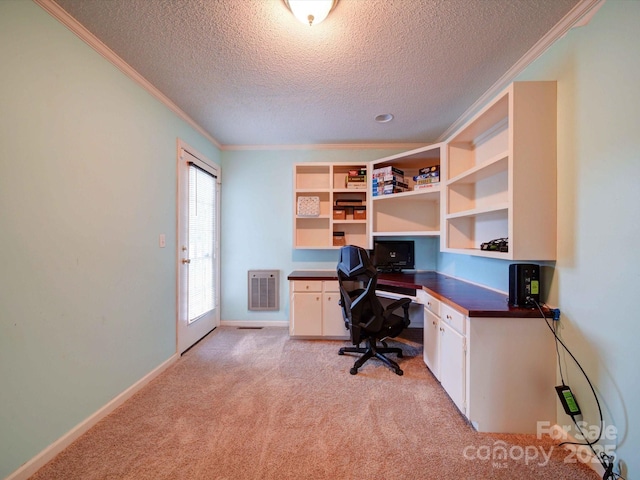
[297,196,320,216]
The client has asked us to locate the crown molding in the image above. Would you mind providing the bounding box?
[33,0,222,150]
[222,142,428,151]
[34,0,603,151]
[437,0,606,142]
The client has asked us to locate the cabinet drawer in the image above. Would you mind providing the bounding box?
[323,281,339,293]
[292,281,322,292]
[441,303,465,334]
[418,290,440,316]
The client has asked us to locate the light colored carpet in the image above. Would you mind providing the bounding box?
[31,327,599,479]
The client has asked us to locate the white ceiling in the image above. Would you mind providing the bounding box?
[51,0,586,148]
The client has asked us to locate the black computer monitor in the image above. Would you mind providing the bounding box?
[371,240,415,272]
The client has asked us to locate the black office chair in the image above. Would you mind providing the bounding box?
[336,245,411,375]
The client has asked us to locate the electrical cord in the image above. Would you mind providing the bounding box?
[553,316,566,386]
[533,300,625,480]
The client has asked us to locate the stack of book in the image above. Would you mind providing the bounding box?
[345,169,367,189]
[372,166,408,196]
[413,164,440,190]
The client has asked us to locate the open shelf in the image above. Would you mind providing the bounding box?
[446,209,508,251]
[446,203,509,220]
[372,230,441,237]
[294,163,368,249]
[333,222,367,248]
[447,153,508,186]
[295,217,331,249]
[292,82,556,259]
[369,143,443,241]
[442,81,557,260]
[372,195,440,235]
[372,184,440,202]
[295,164,331,190]
[333,219,367,224]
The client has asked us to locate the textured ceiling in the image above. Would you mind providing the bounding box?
[52,0,581,147]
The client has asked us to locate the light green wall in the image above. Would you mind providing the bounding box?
[3,0,639,478]
[219,148,439,322]
[0,1,219,476]
[439,1,640,476]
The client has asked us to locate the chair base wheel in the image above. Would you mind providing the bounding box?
[339,340,405,376]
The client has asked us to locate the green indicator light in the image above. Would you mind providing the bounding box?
[531,280,539,295]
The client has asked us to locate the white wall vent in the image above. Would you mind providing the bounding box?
[248,270,279,311]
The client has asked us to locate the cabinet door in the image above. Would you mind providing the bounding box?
[423,308,440,380]
[322,292,348,338]
[290,293,322,336]
[440,321,466,414]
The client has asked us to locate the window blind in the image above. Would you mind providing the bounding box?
[188,164,217,323]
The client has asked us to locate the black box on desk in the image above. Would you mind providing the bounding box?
[508,264,540,308]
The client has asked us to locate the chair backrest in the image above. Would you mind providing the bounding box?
[337,245,384,343]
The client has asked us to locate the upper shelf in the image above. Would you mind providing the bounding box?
[372,184,440,201]
[447,153,508,186]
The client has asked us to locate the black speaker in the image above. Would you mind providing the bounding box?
[509,263,540,307]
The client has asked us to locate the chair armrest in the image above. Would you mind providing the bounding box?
[383,297,411,325]
[384,297,411,313]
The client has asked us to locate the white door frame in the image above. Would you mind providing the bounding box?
[176,139,221,354]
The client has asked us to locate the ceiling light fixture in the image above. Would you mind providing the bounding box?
[284,0,339,26]
[375,114,394,123]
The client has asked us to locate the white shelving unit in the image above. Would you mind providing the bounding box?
[369,143,443,241]
[293,82,557,260]
[442,81,557,260]
[293,163,368,249]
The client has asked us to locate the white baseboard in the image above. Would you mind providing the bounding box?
[220,320,289,328]
[6,353,179,480]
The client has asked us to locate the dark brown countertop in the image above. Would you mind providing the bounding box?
[288,270,545,318]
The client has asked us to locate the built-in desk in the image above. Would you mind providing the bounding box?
[376,271,545,317]
[287,270,556,434]
[288,270,544,317]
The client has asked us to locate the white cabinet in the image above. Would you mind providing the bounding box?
[421,291,440,380]
[294,163,368,249]
[422,293,467,414]
[442,81,557,260]
[465,316,556,433]
[322,282,347,337]
[290,293,322,336]
[369,144,443,240]
[421,293,554,433]
[439,319,466,414]
[289,280,349,339]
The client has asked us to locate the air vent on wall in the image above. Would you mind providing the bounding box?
[248,270,279,311]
